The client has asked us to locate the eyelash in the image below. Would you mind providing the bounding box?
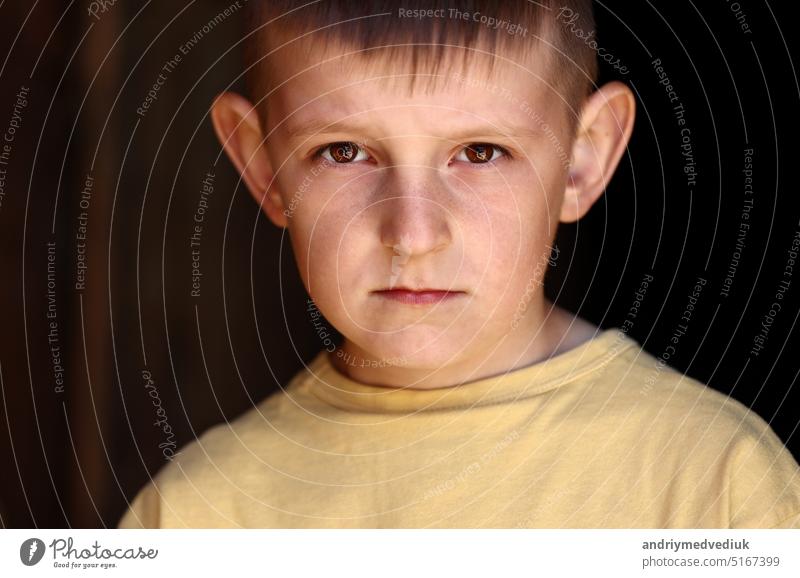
[310,142,512,168]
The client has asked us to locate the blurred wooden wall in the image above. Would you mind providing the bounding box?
[0,0,75,528]
[0,0,318,528]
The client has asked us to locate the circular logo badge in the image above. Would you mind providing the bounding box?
[19,538,46,566]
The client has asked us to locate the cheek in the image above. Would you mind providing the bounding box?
[290,218,338,297]
[476,187,558,298]
[484,179,555,243]
[289,202,368,305]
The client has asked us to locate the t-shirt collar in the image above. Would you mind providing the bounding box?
[305,328,636,413]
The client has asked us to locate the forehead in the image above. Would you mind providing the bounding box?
[263,41,571,138]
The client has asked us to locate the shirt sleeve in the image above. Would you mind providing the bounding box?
[116,480,162,529]
[726,410,800,529]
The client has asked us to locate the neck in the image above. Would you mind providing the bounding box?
[328,301,597,390]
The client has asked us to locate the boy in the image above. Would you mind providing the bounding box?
[118,0,800,528]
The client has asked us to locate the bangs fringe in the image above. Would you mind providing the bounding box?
[245,1,595,121]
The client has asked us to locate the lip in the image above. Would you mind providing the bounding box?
[372,287,466,305]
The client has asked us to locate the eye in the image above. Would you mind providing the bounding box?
[454,143,509,165]
[314,141,370,165]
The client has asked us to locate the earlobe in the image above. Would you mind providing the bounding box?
[560,81,636,223]
[209,92,288,228]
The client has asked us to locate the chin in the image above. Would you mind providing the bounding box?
[351,326,470,370]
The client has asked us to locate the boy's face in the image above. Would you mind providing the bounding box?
[213,41,634,386]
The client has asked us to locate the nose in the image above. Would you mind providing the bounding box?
[378,172,453,257]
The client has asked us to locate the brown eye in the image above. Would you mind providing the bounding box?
[459,143,507,164]
[319,141,367,164]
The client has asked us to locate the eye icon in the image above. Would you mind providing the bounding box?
[19,538,45,566]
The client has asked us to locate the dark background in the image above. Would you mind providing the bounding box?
[0,1,797,527]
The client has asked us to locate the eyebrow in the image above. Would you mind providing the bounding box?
[282,116,544,141]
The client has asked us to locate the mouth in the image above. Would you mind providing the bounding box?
[372,287,467,305]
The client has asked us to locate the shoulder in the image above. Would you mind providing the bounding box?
[169,384,292,471]
[117,380,299,528]
[608,341,782,442]
[600,338,785,451]
[598,337,800,527]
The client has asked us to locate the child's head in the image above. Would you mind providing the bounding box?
[211,1,635,385]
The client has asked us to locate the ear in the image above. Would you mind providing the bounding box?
[209,92,287,228]
[560,81,636,223]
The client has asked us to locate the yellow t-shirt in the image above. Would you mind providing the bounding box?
[117,328,800,528]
